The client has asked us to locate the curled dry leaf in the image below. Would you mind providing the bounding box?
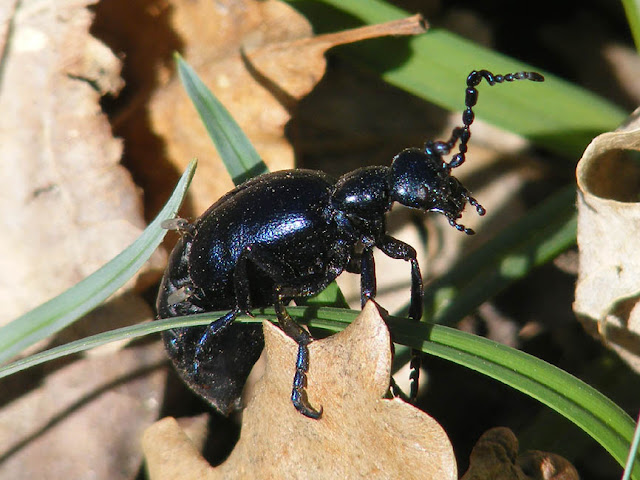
[461,427,579,480]
[143,0,426,215]
[143,302,457,480]
[574,108,640,372]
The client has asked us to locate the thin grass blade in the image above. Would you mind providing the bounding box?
[175,54,268,185]
[622,0,640,53]
[2,304,637,476]
[0,160,197,365]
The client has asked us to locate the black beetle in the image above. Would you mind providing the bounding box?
[156,69,544,419]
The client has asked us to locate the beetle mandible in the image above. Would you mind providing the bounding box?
[156,69,544,419]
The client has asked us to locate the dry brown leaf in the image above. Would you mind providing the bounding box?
[143,302,457,480]
[0,0,163,325]
[0,295,166,480]
[0,341,166,479]
[518,450,581,480]
[461,427,579,480]
[574,109,640,372]
[142,0,426,215]
[0,1,169,478]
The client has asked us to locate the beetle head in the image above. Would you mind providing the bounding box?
[388,147,485,234]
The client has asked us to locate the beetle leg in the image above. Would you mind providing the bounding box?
[345,251,362,274]
[161,217,195,236]
[191,246,259,379]
[192,308,240,379]
[275,286,323,419]
[231,246,322,418]
[360,247,376,308]
[377,236,423,322]
[376,235,423,401]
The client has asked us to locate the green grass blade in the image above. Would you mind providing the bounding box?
[3,305,637,476]
[175,53,268,185]
[0,160,197,365]
[388,317,640,479]
[622,0,640,53]
[287,0,627,157]
[623,411,640,480]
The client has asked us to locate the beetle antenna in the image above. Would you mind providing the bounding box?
[446,69,544,170]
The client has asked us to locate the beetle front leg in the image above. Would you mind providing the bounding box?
[275,286,323,419]
[377,235,424,401]
[377,236,423,322]
[346,248,377,307]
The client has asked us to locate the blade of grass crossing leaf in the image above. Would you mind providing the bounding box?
[175,53,268,185]
[0,160,197,365]
[385,317,640,478]
[3,304,638,476]
[0,308,336,379]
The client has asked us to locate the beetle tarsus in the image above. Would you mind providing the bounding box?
[274,288,323,418]
[291,342,323,419]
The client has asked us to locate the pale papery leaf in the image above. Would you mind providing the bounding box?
[143,302,457,480]
[0,0,163,325]
[0,296,166,480]
[0,1,166,478]
[574,108,640,373]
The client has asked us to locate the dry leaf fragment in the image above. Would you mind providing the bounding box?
[0,0,156,325]
[142,0,426,215]
[518,450,581,480]
[143,302,457,480]
[574,108,640,372]
[0,2,168,478]
[461,427,579,480]
[0,337,167,479]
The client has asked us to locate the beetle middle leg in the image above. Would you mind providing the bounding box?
[275,285,323,419]
[214,245,323,418]
[376,235,424,401]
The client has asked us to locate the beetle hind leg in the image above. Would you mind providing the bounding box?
[192,308,241,379]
